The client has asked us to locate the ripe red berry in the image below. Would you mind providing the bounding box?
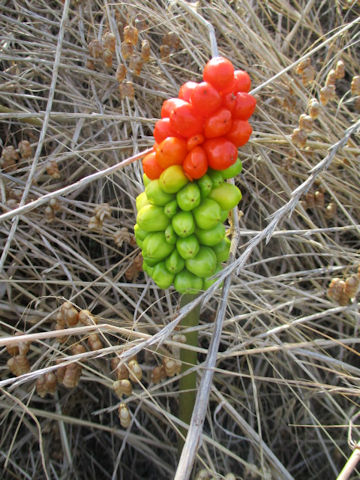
[203,138,237,170]
[226,119,252,147]
[142,151,164,179]
[161,98,187,118]
[170,101,203,137]
[178,81,198,102]
[190,82,222,117]
[155,137,188,169]
[203,108,232,138]
[233,69,251,93]
[187,134,205,151]
[220,69,252,95]
[183,146,208,180]
[232,92,256,120]
[153,118,179,144]
[203,56,234,91]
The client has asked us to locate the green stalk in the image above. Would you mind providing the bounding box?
[178,293,200,451]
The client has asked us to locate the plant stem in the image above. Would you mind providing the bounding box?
[178,293,200,451]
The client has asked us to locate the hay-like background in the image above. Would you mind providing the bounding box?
[0,1,360,479]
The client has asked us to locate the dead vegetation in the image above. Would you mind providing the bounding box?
[0,1,360,479]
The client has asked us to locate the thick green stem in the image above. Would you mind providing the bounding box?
[178,293,200,451]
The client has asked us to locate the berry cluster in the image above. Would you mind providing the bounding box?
[135,57,256,293]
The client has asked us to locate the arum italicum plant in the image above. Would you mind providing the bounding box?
[133,3,256,449]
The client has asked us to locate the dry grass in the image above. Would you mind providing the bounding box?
[0,1,360,479]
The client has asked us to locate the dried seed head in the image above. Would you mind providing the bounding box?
[123,25,138,46]
[314,190,325,208]
[134,14,148,32]
[162,31,180,50]
[320,85,336,105]
[302,66,316,86]
[119,81,134,100]
[325,202,336,219]
[102,32,116,53]
[224,474,236,480]
[121,41,134,59]
[129,55,143,76]
[45,205,55,222]
[295,59,315,85]
[151,365,166,384]
[6,343,19,357]
[172,334,187,344]
[125,253,143,281]
[1,146,19,171]
[355,97,360,113]
[55,360,66,383]
[88,215,101,230]
[86,58,95,70]
[128,359,142,382]
[55,320,68,344]
[295,58,311,75]
[88,333,102,351]
[118,403,131,428]
[327,278,348,305]
[71,344,86,355]
[335,60,345,79]
[163,357,180,377]
[308,98,320,119]
[103,49,113,68]
[88,39,103,59]
[351,76,360,96]
[111,358,129,380]
[113,379,133,397]
[141,39,150,62]
[291,128,307,148]
[299,114,313,132]
[7,355,30,376]
[46,160,61,179]
[115,64,127,83]
[49,198,61,212]
[36,372,57,398]
[18,140,32,159]
[62,363,82,389]
[344,275,359,299]
[78,309,97,326]
[325,69,337,87]
[160,44,171,60]
[305,192,315,208]
[64,306,79,327]
[113,227,132,248]
[94,203,111,222]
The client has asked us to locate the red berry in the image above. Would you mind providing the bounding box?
[233,69,251,93]
[203,108,232,138]
[226,119,252,147]
[187,134,205,151]
[153,118,179,144]
[183,146,208,180]
[161,98,187,118]
[155,137,188,169]
[142,151,164,179]
[232,93,256,120]
[223,92,237,113]
[203,56,234,91]
[178,81,198,102]
[190,82,222,117]
[203,138,237,170]
[170,101,203,137]
[220,69,252,95]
